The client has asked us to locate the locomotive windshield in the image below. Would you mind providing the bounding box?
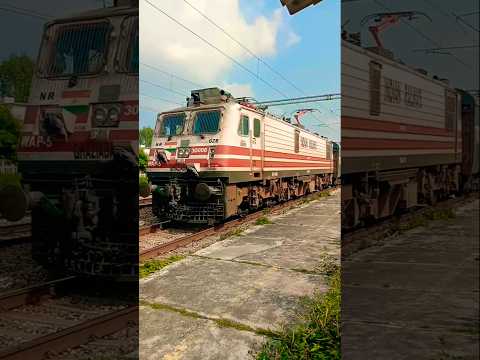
[116,16,138,73]
[160,113,185,136]
[43,21,110,76]
[193,110,221,134]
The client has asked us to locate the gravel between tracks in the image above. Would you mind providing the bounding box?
[0,295,128,349]
[0,243,50,292]
[44,327,138,360]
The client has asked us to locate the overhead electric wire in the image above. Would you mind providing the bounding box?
[180,0,340,131]
[420,0,478,34]
[412,44,479,52]
[142,0,288,98]
[452,12,479,33]
[140,93,184,106]
[0,4,53,20]
[181,0,305,96]
[140,62,205,88]
[140,79,188,98]
[456,11,480,17]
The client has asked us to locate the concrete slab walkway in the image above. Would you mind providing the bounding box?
[342,198,479,359]
[140,190,340,360]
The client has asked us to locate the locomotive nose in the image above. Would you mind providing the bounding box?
[0,184,29,222]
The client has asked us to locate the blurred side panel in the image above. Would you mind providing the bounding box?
[341,0,479,358]
[1,1,139,359]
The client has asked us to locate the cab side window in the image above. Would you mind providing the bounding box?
[238,115,249,136]
[253,118,261,138]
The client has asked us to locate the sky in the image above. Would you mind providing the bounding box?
[139,0,341,142]
[0,1,105,60]
[342,0,478,92]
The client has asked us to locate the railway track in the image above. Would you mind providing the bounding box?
[140,186,338,262]
[0,277,138,360]
[0,222,32,247]
[139,196,152,208]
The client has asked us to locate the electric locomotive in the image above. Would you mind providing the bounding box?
[147,88,338,224]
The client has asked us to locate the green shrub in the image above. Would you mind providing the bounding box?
[258,269,341,359]
[139,175,150,197]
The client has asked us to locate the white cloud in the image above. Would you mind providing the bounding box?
[285,30,301,47]
[140,0,296,84]
[220,82,255,98]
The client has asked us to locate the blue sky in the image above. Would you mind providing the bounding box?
[140,0,341,142]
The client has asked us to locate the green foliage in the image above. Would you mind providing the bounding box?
[139,174,150,197]
[0,105,21,160]
[255,216,273,225]
[139,256,185,278]
[139,150,148,172]
[258,269,341,360]
[0,55,34,102]
[139,127,154,147]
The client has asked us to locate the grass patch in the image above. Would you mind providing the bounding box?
[142,300,278,337]
[256,216,273,225]
[396,208,456,233]
[219,227,244,240]
[257,269,341,360]
[424,208,456,221]
[139,255,184,278]
[314,254,340,277]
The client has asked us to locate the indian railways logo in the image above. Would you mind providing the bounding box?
[300,137,318,149]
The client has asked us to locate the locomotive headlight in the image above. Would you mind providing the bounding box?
[94,108,107,124]
[107,107,120,123]
[92,103,121,127]
[209,146,216,159]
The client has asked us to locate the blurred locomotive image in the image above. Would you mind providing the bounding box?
[3,2,139,279]
[341,39,479,229]
[146,88,339,224]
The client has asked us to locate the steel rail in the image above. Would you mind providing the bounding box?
[0,276,77,311]
[0,306,138,360]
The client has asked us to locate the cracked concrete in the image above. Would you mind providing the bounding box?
[139,190,340,359]
[342,198,479,360]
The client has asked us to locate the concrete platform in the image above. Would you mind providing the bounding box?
[140,189,340,359]
[139,306,263,360]
[343,198,479,359]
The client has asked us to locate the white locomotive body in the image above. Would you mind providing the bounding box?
[147,88,338,223]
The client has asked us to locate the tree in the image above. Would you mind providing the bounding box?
[138,149,148,172]
[0,105,21,160]
[0,55,34,103]
[139,127,153,147]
